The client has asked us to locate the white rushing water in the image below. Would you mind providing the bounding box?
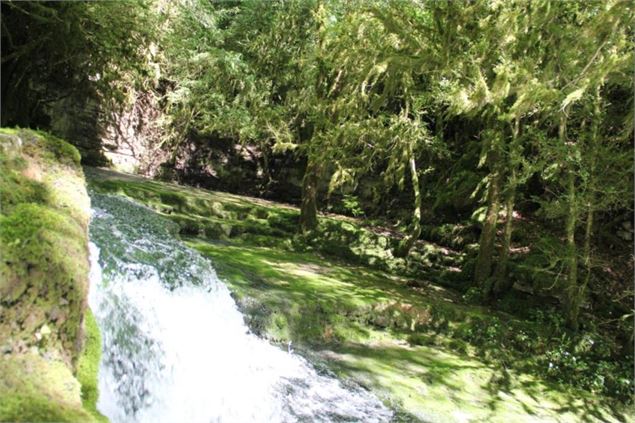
[88,193,392,423]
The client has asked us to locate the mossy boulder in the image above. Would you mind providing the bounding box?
[0,128,104,422]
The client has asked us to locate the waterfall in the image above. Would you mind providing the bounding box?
[87,193,392,423]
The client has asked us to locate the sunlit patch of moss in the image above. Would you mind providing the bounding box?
[29,130,82,166]
[77,309,108,423]
[324,342,632,423]
[188,241,494,348]
[0,154,49,212]
[0,127,19,135]
[0,355,98,423]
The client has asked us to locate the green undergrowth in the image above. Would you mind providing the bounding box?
[86,168,633,419]
[0,128,104,422]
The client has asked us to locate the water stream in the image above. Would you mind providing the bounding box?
[88,193,392,423]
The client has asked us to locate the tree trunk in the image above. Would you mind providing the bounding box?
[299,159,319,233]
[493,184,516,295]
[559,113,580,330]
[581,204,593,292]
[474,148,502,294]
[576,87,600,326]
[261,143,273,189]
[493,118,521,295]
[394,154,422,257]
[564,170,579,330]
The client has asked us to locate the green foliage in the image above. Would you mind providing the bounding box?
[1,0,159,127]
[530,312,635,401]
[338,194,365,218]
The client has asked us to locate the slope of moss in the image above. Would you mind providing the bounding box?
[0,128,105,422]
[190,241,632,422]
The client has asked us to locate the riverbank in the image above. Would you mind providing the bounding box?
[88,167,633,423]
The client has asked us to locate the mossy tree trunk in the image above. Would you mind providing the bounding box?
[492,183,516,295]
[559,113,581,331]
[570,89,600,330]
[299,158,319,233]
[394,153,422,257]
[493,118,521,295]
[563,169,579,330]
[581,198,594,297]
[474,137,502,295]
[261,143,272,189]
[580,92,600,312]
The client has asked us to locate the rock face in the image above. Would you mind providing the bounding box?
[99,90,168,175]
[0,129,104,422]
[156,130,305,201]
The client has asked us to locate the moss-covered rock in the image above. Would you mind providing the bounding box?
[0,128,105,422]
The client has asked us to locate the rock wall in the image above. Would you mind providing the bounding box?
[156,131,304,201]
[99,90,168,176]
[46,88,167,174]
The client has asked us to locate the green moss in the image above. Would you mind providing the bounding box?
[0,355,97,423]
[77,309,107,423]
[37,132,82,166]
[159,191,187,209]
[188,239,632,422]
[324,342,634,423]
[0,202,88,358]
[0,127,20,135]
[0,128,101,422]
[0,155,49,213]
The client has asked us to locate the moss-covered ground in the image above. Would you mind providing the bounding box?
[87,167,633,423]
[190,242,630,422]
[0,128,105,422]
